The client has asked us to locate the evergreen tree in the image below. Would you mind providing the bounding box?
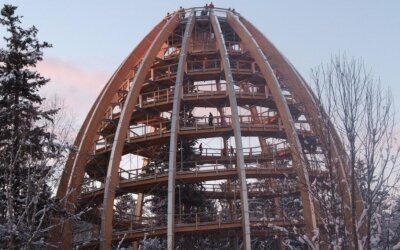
[145,138,215,221]
[0,4,62,248]
[114,194,135,221]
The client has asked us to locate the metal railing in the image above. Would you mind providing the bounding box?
[201,181,298,194]
[109,210,243,234]
[73,207,304,244]
[94,114,284,153]
[137,83,265,108]
[151,63,179,81]
[187,59,220,73]
[82,155,294,194]
[140,87,174,107]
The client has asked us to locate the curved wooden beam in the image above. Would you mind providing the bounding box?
[226,12,319,246]
[239,15,366,247]
[99,13,180,249]
[166,10,195,250]
[210,10,251,250]
[51,16,171,250]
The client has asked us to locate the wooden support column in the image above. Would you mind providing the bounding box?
[210,10,251,250]
[240,15,366,248]
[216,79,234,220]
[215,79,228,157]
[99,14,180,249]
[132,157,151,250]
[166,11,195,250]
[50,17,171,249]
[227,12,319,247]
[132,193,144,250]
[241,81,284,222]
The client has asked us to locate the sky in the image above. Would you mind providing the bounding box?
[1,0,400,126]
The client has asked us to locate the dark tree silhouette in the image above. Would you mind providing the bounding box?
[0,4,63,248]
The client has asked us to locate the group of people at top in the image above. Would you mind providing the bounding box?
[201,2,215,16]
[171,3,236,20]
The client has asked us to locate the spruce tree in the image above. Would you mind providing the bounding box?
[0,4,62,248]
[145,138,215,222]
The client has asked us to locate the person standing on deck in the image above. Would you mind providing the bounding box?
[199,143,203,155]
[208,112,214,126]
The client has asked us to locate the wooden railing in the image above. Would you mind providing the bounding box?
[73,208,305,244]
[94,115,283,153]
[82,155,295,194]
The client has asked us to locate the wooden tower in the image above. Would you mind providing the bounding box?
[50,6,366,250]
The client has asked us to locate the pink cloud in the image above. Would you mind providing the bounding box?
[37,58,111,124]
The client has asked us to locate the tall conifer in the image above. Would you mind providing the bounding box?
[0,4,62,248]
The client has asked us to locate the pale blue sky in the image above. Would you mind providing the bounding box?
[1,0,400,124]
